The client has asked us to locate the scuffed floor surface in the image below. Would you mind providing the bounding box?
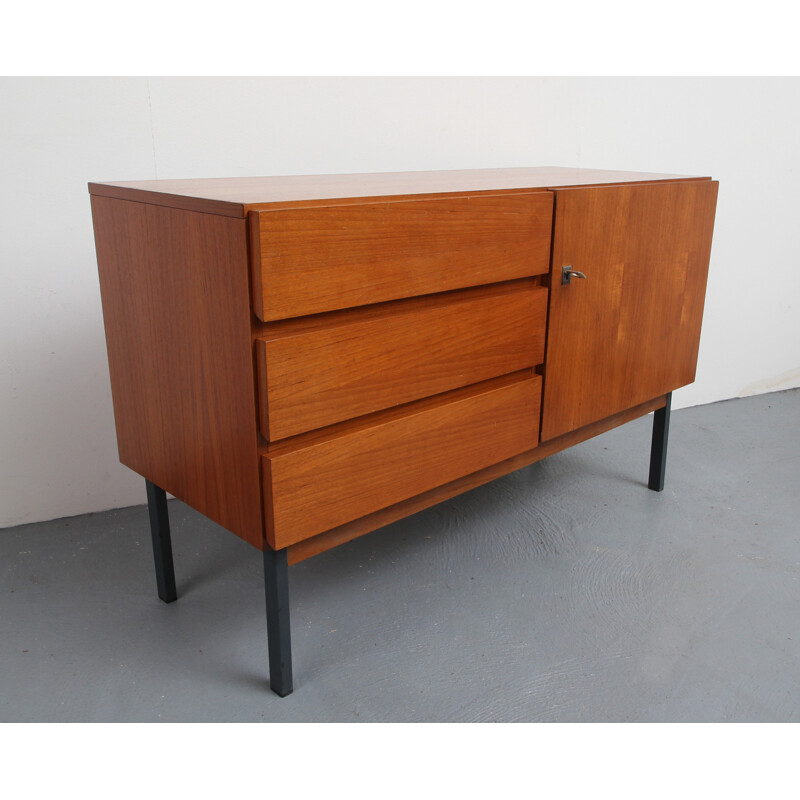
[2,389,799,721]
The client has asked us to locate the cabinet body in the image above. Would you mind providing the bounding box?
[90,168,718,562]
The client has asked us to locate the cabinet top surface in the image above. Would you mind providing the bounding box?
[88,166,710,218]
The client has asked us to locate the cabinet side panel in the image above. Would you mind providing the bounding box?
[91,196,263,548]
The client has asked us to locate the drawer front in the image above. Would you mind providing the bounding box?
[250,192,554,321]
[257,283,548,441]
[263,373,542,549]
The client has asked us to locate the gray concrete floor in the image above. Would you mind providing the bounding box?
[2,389,798,722]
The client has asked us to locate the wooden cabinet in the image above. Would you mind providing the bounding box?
[89,167,718,696]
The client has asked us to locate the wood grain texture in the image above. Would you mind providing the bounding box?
[257,282,548,440]
[541,180,718,441]
[89,168,717,567]
[251,192,553,320]
[286,394,668,563]
[91,196,263,547]
[263,373,542,549]
[88,167,707,216]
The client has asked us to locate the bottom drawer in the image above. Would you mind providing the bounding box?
[263,372,542,548]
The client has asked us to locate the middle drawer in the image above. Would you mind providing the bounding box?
[256,281,548,440]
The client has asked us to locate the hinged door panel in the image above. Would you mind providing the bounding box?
[541,180,718,441]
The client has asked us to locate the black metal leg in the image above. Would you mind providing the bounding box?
[648,393,672,492]
[145,479,177,603]
[264,546,293,697]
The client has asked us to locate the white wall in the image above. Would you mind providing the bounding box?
[1,77,798,527]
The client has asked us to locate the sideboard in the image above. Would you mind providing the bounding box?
[89,167,718,696]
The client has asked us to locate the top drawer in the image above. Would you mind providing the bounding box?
[249,192,554,321]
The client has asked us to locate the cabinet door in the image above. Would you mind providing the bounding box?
[541,180,718,441]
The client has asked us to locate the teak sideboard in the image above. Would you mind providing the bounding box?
[89,167,718,696]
